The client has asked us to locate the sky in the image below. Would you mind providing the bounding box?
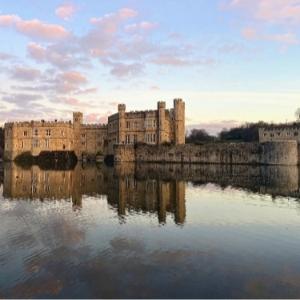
[0,0,299,134]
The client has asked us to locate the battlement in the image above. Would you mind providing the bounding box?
[125,110,158,118]
[174,98,183,103]
[5,120,73,127]
[118,104,126,112]
[81,124,108,129]
[158,101,166,109]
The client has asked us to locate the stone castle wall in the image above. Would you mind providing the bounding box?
[113,140,299,166]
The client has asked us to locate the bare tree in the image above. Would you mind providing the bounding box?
[295,108,300,121]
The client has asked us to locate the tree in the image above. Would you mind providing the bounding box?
[295,108,300,121]
[186,128,215,143]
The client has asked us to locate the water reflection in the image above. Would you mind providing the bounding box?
[3,162,300,208]
[2,162,187,224]
[1,162,300,298]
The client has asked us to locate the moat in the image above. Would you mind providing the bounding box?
[1,162,300,298]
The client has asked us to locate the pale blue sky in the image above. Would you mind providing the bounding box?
[0,0,299,134]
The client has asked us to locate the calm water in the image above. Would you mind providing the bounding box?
[1,162,300,298]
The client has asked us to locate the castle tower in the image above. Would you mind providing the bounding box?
[174,181,186,225]
[174,99,185,144]
[157,101,166,144]
[118,104,126,144]
[73,112,83,127]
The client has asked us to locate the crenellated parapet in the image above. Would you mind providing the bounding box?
[81,124,108,129]
[125,110,158,118]
[158,101,166,109]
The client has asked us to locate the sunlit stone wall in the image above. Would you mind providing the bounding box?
[114,141,298,166]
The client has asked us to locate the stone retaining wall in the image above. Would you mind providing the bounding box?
[113,141,299,166]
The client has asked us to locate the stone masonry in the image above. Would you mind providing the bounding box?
[4,99,185,161]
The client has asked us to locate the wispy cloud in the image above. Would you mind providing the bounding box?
[55,2,79,20]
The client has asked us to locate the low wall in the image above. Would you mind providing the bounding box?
[113,141,299,166]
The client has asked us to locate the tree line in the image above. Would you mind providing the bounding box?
[186,121,272,144]
[0,127,3,158]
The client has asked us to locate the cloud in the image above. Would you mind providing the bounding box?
[0,14,69,41]
[58,71,87,84]
[149,56,191,66]
[0,52,16,60]
[27,41,90,70]
[52,96,78,105]
[0,14,21,26]
[110,62,144,77]
[27,42,46,61]
[241,28,299,44]
[75,87,98,95]
[16,19,68,40]
[56,81,79,94]
[222,0,300,49]
[85,112,111,123]
[55,3,78,20]
[10,65,41,81]
[2,93,43,104]
[150,86,160,90]
[125,21,158,34]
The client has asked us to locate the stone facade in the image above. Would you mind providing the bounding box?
[4,99,185,161]
[113,141,299,166]
[107,99,185,155]
[259,125,300,142]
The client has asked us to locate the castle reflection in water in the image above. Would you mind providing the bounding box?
[2,162,300,225]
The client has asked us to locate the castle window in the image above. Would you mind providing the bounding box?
[81,134,86,138]
[125,135,130,144]
[33,139,39,148]
[45,186,50,192]
[145,133,155,143]
[97,142,102,146]
[263,133,267,136]
[23,131,28,136]
[98,134,102,138]
[45,139,50,148]
[21,141,24,148]
[277,132,281,136]
[46,129,51,136]
[81,142,86,147]
[287,132,291,136]
[33,129,38,136]
[270,133,274,137]
[126,122,130,129]
[133,134,137,144]
[133,121,138,129]
[295,132,299,136]
[61,131,64,136]
[145,119,153,128]
[6,131,9,137]
[75,117,78,122]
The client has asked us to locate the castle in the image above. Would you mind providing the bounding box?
[4,99,185,161]
[259,124,300,142]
